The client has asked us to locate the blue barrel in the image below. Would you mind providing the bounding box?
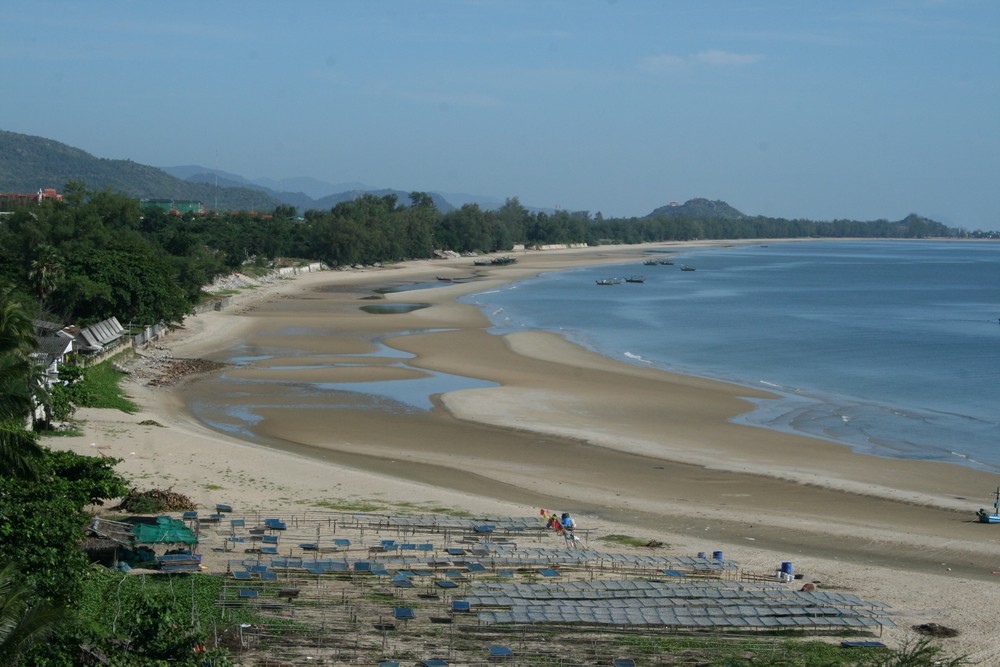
[697,551,706,559]
[781,561,793,576]
[712,550,724,560]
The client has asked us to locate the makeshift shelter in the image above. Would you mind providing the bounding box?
[86,516,199,571]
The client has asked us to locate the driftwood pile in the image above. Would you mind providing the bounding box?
[116,487,197,513]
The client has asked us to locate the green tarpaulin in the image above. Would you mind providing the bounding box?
[131,516,198,545]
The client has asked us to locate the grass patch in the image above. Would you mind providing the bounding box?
[40,425,84,438]
[73,361,140,413]
[417,505,472,516]
[312,499,480,517]
[314,498,386,512]
[77,567,260,642]
[372,500,477,516]
[241,265,274,278]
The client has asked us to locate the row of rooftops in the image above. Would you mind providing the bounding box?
[0,188,64,205]
[32,316,127,371]
[0,189,202,214]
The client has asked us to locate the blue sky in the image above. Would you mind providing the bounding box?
[4,1,998,229]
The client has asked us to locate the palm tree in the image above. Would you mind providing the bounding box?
[0,287,44,479]
[0,561,66,665]
[27,245,63,310]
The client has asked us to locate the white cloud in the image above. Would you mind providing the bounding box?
[696,49,765,66]
[640,49,764,73]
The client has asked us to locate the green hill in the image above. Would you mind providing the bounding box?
[0,130,281,211]
[647,198,747,219]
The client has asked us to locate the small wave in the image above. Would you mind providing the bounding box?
[948,451,1000,473]
[624,352,653,365]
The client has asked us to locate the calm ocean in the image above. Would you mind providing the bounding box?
[461,240,1000,472]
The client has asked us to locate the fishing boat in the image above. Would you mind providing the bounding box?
[643,259,658,266]
[976,488,1000,523]
[680,265,696,271]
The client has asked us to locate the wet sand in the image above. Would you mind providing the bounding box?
[59,243,1000,658]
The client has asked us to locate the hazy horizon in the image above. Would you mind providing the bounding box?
[3,1,998,229]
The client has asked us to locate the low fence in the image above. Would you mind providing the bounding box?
[275,262,325,277]
[77,339,133,367]
[78,266,329,367]
[131,321,170,347]
[191,264,326,315]
[190,296,234,316]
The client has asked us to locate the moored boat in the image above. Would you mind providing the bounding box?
[625,276,645,283]
[596,277,621,285]
[977,487,1000,523]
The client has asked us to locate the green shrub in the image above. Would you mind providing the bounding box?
[55,360,139,414]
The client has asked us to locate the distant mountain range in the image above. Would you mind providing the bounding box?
[0,130,945,230]
[159,165,458,213]
[157,165,363,200]
[158,165,545,214]
[0,129,544,214]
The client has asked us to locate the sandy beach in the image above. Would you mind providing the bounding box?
[56,242,1000,660]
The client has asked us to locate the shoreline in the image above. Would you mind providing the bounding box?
[460,240,1000,478]
[56,241,1000,658]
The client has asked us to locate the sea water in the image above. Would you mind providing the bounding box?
[462,240,1000,472]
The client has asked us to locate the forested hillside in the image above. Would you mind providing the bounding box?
[648,198,747,220]
[179,169,457,213]
[0,130,281,211]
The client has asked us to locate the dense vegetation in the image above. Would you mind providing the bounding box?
[0,305,229,664]
[0,287,225,664]
[0,182,960,330]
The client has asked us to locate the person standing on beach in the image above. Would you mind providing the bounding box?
[561,513,578,548]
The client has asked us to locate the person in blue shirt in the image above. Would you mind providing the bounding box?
[561,513,579,547]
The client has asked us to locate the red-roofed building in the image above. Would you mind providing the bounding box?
[0,187,64,206]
